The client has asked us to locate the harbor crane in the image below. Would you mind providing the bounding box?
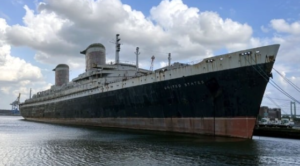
[10,93,21,114]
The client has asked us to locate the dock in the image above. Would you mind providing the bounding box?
[0,109,20,116]
[253,126,300,139]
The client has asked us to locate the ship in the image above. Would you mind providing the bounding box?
[19,34,280,139]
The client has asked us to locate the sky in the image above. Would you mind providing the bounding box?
[0,0,300,115]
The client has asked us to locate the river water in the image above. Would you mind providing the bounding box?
[0,116,300,166]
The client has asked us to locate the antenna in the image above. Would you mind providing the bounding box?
[115,34,121,64]
[135,47,140,71]
[168,53,171,66]
[17,93,21,103]
[150,55,155,71]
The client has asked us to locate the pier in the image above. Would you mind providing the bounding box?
[254,127,300,139]
[0,109,20,116]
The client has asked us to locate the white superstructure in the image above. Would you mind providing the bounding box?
[23,43,280,108]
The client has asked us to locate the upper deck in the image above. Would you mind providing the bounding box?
[21,44,280,107]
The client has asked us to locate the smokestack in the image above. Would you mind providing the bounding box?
[53,64,69,86]
[29,88,31,99]
[80,43,106,71]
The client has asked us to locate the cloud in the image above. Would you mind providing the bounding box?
[0,48,48,108]
[0,18,8,41]
[0,42,45,107]
[0,48,42,82]
[269,19,300,66]
[261,25,269,33]
[0,18,47,109]
[150,0,252,49]
[260,18,300,113]
[0,18,42,82]
[271,19,300,35]
[1,86,11,94]
[4,0,256,70]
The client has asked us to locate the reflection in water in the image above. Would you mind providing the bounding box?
[0,116,299,166]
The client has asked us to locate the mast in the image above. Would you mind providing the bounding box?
[150,55,155,71]
[135,47,140,71]
[115,34,121,64]
[168,53,171,66]
[17,93,21,104]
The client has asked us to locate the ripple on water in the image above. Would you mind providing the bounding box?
[1,116,300,166]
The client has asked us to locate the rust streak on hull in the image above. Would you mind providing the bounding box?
[25,117,256,139]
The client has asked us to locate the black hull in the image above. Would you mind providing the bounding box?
[21,63,272,119]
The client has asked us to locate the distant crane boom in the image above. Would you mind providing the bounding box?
[10,93,21,114]
[18,93,21,103]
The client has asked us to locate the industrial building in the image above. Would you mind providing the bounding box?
[259,106,281,120]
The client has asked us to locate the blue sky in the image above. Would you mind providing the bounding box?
[0,0,300,115]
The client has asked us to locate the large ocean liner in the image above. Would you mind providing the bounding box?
[20,34,280,139]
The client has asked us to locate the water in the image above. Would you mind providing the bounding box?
[1,116,300,166]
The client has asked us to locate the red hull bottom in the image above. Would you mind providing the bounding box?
[26,117,256,139]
